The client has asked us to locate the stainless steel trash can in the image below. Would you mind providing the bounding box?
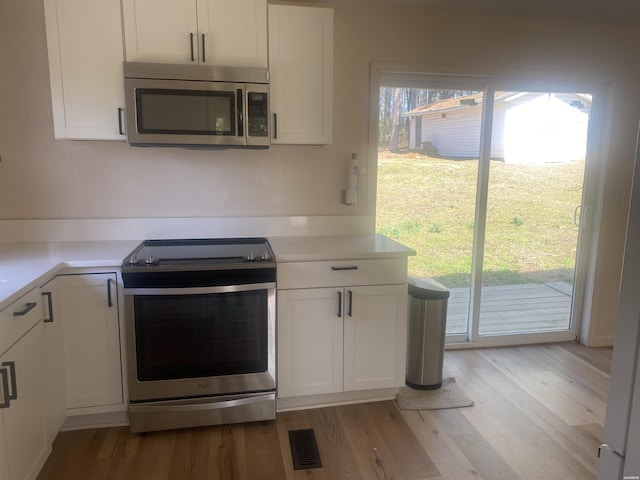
[406,276,450,390]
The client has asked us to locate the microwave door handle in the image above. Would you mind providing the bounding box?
[237,89,244,137]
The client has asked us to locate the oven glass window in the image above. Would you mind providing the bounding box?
[134,290,268,381]
[136,88,235,136]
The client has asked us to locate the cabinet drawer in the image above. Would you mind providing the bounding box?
[0,288,42,355]
[277,258,408,289]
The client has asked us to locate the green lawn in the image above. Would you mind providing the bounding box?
[376,151,585,288]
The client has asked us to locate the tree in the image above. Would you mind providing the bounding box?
[389,88,404,153]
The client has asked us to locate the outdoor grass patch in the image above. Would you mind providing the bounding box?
[376,151,584,288]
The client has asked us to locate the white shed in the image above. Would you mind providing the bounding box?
[405,91,591,164]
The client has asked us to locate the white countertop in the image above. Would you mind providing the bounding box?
[269,234,415,262]
[0,235,414,310]
[0,241,138,310]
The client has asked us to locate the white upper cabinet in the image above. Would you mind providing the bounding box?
[44,0,126,140]
[122,0,268,67]
[268,5,333,145]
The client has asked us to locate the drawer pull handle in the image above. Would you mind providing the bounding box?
[42,291,54,323]
[331,266,358,271]
[0,369,9,408]
[13,302,37,317]
[348,290,353,317]
[337,291,342,318]
[1,362,17,404]
[107,279,114,308]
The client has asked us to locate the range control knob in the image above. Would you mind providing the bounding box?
[145,255,157,265]
[128,255,139,265]
[246,251,256,262]
[261,252,271,261]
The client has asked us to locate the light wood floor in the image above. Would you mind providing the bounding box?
[37,342,611,480]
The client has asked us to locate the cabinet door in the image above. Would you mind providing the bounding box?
[122,0,198,64]
[0,323,50,480]
[44,0,126,140]
[277,288,343,397]
[197,0,267,67]
[268,5,333,145]
[40,279,67,444]
[343,285,407,391]
[58,273,123,410]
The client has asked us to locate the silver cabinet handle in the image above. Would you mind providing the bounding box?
[107,278,115,308]
[273,113,278,139]
[348,290,353,317]
[42,291,54,323]
[117,107,125,135]
[237,89,244,137]
[0,369,9,408]
[13,302,37,316]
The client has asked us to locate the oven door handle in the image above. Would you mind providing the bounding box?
[129,394,273,413]
[123,282,276,296]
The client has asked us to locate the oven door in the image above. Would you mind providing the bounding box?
[124,282,275,403]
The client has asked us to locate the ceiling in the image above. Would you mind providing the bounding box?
[300,0,640,28]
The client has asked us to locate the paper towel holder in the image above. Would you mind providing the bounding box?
[342,153,365,205]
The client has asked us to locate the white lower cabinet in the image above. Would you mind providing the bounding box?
[277,259,408,401]
[277,288,343,397]
[0,288,50,480]
[343,284,407,391]
[57,273,123,411]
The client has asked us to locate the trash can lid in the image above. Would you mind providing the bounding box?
[408,276,450,300]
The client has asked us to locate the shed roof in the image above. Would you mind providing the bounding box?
[405,91,592,117]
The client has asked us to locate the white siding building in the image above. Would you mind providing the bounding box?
[406,92,591,164]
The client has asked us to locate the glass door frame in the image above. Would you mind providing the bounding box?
[369,63,609,348]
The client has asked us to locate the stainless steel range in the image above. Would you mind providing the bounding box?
[121,238,276,433]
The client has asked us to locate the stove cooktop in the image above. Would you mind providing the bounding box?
[122,238,274,270]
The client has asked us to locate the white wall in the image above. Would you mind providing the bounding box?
[1,0,639,345]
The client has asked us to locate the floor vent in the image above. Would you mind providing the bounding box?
[288,429,322,470]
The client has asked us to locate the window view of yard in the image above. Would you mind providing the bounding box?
[376,85,590,339]
[376,150,584,289]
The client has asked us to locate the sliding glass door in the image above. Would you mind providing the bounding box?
[375,77,599,346]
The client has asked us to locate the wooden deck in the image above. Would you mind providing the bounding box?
[446,282,573,335]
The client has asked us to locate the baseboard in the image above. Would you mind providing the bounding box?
[276,388,399,412]
[583,335,615,347]
[61,411,129,431]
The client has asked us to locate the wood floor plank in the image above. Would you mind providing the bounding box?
[365,401,440,478]
[558,343,612,375]
[207,425,247,480]
[398,409,487,480]
[242,421,287,480]
[336,403,408,479]
[133,430,177,480]
[478,348,604,427]
[431,408,522,480]
[305,406,367,480]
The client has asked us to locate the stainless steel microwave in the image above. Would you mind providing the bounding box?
[123,62,269,148]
